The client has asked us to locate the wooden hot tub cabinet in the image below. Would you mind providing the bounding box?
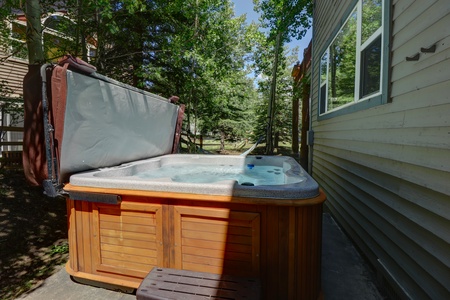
[64,184,326,300]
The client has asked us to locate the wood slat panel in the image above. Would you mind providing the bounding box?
[181,262,255,278]
[64,183,326,207]
[99,210,157,225]
[277,207,290,300]
[101,250,157,265]
[265,206,279,300]
[100,220,156,235]
[181,229,253,245]
[182,253,253,269]
[100,228,156,241]
[181,237,252,253]
[174,205,260,278]
[95,264,149,280]
[90,202,164,280]
[100,243,157,257]
[101,258,152,272]
[182,246,252,262]
[82,201,93,272]
[182,218,253,235]
[179,262,225,276]
[66,199,78,272]
[100,236,156,249]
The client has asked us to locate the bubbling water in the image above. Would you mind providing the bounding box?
[136,163,285,186]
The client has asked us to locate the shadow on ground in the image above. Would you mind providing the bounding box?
[0,169,68,300]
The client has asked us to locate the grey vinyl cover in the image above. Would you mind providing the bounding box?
[59,70,179,182]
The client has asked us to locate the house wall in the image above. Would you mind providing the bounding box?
[0,50,27,151]
[310,0,450,299]
[0,53,27,98]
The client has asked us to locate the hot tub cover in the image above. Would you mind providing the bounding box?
[23,56,183,193]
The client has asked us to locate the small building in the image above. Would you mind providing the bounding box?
[309,0,450,299]
[0,10,95,155]
[0,15,27,152]
[0,55,26,153]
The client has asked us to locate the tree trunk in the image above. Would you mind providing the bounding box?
[25,0,44,64]
[330,47,337,98]
[76,0,88,61]
[292,88,299,156]
[220,132,225,151]
[265,32,282,155]
[274,131,279,149]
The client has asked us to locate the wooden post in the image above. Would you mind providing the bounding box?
[300,80,310,171]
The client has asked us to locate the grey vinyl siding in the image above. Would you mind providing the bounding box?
[311,0,450,299]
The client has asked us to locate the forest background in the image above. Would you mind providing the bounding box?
[0,0,312,154]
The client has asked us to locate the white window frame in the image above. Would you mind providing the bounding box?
[9,13,97,62]
[9,20,28,61]
[318,0,388,118]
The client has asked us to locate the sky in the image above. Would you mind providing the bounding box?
[231,0,312,63]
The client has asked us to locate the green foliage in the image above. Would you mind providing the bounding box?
[328,9,357,110]
[252,46,299,144]
[0,0,263,147]
[51,242,69,254]
[253,0,312,153]
[136,0,259,144]
[253,0,312,44]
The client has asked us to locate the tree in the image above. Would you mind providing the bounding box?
[141,0,258,147]
[253,0,312,154]
[200,72,257,151]
[1,0,260,154]
[253,45,299,151]
[24,0,45,64]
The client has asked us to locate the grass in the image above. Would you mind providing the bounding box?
[186,137,295,157]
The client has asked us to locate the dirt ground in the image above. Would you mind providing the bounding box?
[0,168,68,300]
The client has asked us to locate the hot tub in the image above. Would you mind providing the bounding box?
[27,60,326,300]
[64,154,326,300]
[69,154,320,199]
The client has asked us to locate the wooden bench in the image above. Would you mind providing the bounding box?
[136,268,261,300]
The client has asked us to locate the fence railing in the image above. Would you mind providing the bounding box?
[0,125,23,169]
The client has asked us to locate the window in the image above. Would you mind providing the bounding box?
[43,15,76,61]
[10,16,74,61]
[10,22,28,59]
[319,0,386,116]
[9,14,96,62]
[43,15,76,37]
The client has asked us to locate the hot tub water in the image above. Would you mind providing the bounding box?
[136,164,285,186]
